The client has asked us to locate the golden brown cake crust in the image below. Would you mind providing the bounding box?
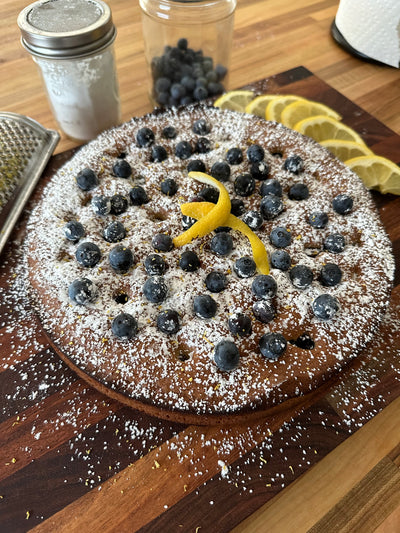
[25,105,394,425]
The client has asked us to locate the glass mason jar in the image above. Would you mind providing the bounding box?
[139,0,237,107]
[18,0,121,142]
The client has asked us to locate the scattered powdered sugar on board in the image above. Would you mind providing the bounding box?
[0,239,399,526]
[0,105,399,529]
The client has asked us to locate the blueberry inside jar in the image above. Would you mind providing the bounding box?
[140,0,237,107]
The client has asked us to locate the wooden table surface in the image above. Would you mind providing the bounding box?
[1,1,400,532]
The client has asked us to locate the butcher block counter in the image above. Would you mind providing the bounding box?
[1,1,400,532]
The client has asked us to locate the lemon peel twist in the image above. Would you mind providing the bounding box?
[181,202,270,275]
[172,171,231,247]
[174,171,269,273]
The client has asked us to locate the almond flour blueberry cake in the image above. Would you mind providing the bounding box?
[25,105,394,424]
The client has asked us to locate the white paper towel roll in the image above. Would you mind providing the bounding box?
[335,0,400,67]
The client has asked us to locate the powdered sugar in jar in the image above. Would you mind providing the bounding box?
[18,0,121,142]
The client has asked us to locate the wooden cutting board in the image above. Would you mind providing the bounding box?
[0,66,399,533]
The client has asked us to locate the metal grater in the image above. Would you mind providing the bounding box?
[0,112,59,255]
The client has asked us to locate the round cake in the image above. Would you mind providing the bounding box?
[25,104,394,425]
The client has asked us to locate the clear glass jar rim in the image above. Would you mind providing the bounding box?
[140,0,237,10]
[145,0,234,3]
[139,0,237,22]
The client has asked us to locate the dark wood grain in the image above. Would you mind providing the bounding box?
[0,67,399,533]
[141,399,349,533]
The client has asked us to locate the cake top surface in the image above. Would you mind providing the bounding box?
[25,105,394,422]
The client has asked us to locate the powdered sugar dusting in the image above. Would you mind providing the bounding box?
[23,105,394,421]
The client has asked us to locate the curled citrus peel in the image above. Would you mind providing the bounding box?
[178,200,270,275]
[173,172,269,274]
[224,210,270,275]
[172,171,231,247]
[174,171,269,273]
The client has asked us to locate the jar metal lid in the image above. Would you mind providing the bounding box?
[17,0,116,59]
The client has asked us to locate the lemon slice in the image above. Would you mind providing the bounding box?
[345,155,400,194]
[294,115,366,146]
[173,172,231,247]
[265,94,308,122]
[181,202,270,274]
[281,100,342,129]
[320,139,373,162]
[213,90,255,112]
[245,94,280,118]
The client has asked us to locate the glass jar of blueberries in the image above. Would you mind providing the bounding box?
[139,0,237,107]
